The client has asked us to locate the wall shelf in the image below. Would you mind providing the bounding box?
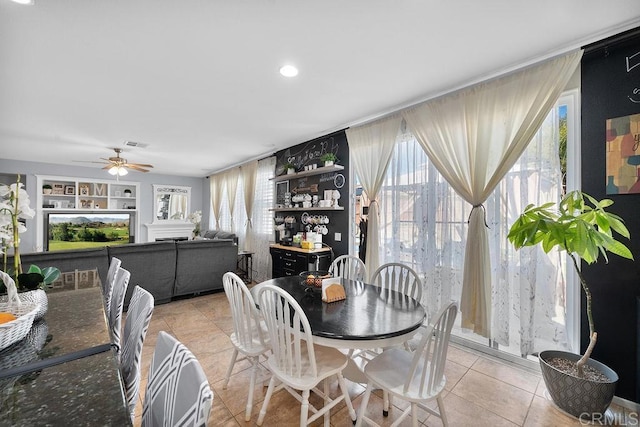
[35,175,141,251]
[270,206,344,212]
[270,164,344,182]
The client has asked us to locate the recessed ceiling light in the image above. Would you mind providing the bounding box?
[279,65,299,78]
[11,0,34,4]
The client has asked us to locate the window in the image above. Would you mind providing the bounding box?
[360,93,578,359]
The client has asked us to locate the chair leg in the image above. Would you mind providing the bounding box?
[383,390,389,416]
[437,394,448,427]
[257,376,276,426]
[324,379,330,427]
[223,348,238,389]
[300,389,310,427]
[411,402,418,427]
[245,356,258,421]
[337,372,357,423]
[355,382,373,427]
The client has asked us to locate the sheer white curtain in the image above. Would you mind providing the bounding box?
[242,160,258,252]
[250,156,276,282]
[402,51,582,336]
[346,114,403,277]
[210,173,225,230]
[379,102,569,356]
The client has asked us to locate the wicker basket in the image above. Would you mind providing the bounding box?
[0,271,40,352]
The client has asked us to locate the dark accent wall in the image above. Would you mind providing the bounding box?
[581,27,640,403]
[274,129,350,257]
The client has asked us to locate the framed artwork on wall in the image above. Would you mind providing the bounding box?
[606,112,640,194]
[275,181,289,208]
[52,183,64,195]
[64,185,75,195]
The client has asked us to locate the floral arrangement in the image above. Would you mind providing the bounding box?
[0,175,60,291]
[0,175,35,279]
[187,210,202,237]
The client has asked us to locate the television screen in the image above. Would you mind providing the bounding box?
[47,213,133,252]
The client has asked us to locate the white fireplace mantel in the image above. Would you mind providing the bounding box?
[144,222,194,242]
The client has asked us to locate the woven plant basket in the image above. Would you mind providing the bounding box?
[0,271,40,352]
[0,289,48,321]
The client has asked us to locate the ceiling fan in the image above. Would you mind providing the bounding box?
[76,148,154,176]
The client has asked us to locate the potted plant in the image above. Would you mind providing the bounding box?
[320,153,338,167]
[508,190,633,419]
[283,162,296,175]
[42,184,52,195]
[1,175,60,320]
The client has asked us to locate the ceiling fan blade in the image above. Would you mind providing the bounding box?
[102,165,113,170]
[128,163,154,168]
[72,160,110,164]
[125,164,150,172]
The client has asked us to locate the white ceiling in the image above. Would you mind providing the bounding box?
[1,1,639,177]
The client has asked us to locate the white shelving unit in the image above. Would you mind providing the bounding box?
[35,175,141,251]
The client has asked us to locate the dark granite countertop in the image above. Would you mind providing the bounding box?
[0,278,130,425]
[0,350,131,426]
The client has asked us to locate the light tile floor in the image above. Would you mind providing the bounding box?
[131,291,633,426]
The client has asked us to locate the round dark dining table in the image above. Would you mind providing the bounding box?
[251,275,426,350]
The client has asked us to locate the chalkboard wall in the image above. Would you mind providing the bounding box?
[581,27,640,403]
[274,129,350,257]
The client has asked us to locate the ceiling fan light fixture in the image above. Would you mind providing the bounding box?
[108,165,128,176]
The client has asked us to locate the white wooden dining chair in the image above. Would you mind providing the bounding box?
[358,263,423,354]
[103,256,121,311]
[371,262,422,303]
[355,302,458,427]
[256,284,357,426]
[329,254,367,281]
[120,285,155,419]
[222,271,271,422]
[142,331,213,427]
[108,267,130,359]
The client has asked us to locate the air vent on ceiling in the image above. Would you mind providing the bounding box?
[123,140,148,148]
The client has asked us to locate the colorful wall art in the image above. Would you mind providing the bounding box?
[605,112,640,194]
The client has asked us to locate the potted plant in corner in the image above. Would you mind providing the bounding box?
[508,190,633,419]
[320,152,338,167]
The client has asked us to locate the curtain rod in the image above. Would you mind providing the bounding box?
[582,26,640,54]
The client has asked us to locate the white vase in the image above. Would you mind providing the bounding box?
[324,160,334,167]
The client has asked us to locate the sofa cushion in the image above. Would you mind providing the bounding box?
[214,231,235,240]
[203,230,219,239]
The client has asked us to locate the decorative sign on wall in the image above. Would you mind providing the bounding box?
[275,135,340,175]
[606,112,640,194]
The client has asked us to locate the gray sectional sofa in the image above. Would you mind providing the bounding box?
[13,237,238,308]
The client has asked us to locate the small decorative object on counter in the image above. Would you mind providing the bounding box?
[321,278,346,303]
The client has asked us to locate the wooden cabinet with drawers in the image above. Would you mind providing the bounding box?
[270,244,332,278]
